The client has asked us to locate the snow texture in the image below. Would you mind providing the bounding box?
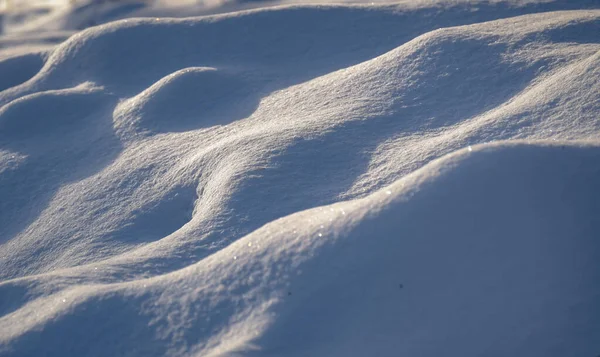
[0,0,599,356]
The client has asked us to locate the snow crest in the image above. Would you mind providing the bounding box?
[1,2,599,356]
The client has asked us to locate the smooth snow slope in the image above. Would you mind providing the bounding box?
[1,1,600,356]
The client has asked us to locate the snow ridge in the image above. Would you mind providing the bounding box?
[0,2,599,356]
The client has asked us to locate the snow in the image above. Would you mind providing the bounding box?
[1,1,600,356]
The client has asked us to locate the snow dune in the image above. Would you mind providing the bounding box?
[0,1,599,356]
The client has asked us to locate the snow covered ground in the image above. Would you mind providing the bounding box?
[1,0,599,356]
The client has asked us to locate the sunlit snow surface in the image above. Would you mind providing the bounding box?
[1,1,600,356]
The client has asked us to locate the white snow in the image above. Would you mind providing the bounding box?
[0,1,599,356]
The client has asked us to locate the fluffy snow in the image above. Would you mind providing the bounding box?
[0,0,599,356]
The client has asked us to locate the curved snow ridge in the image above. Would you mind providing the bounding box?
[1,141,599,356]
[1,3,599,104]
[0,4,600,356]
[1,8,599,281]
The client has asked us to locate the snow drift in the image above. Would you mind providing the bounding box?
[0,1,599,356]
[1,142,599,357]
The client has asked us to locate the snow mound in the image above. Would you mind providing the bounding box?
[0,84,109,140]
[1,142,599,357]
[114,67,255,136]
[1,2,600,356]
